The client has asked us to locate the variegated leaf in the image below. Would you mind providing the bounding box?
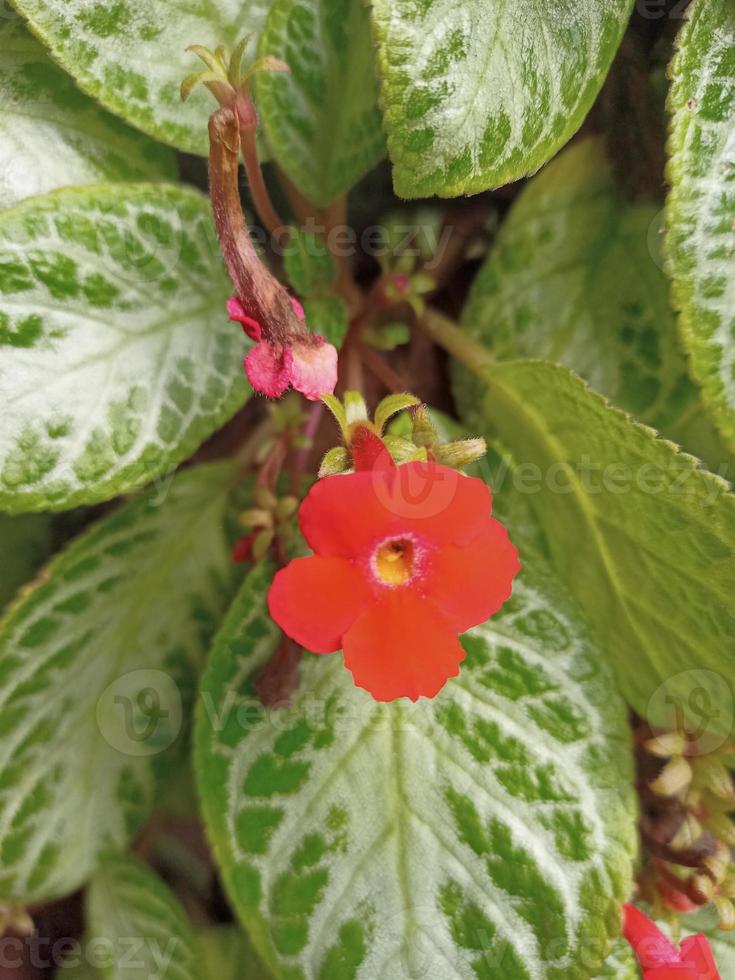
[455,358,735,738]
[9,0,273,156]
[462,137,732,474]
[0,462,236,902]
[666,0,735,451]
[254,0,385,207]
[0,183,247,512]
[87,853,200,980]
[370,0,634,198]
[0,18,175,210]
[196,560,636,979]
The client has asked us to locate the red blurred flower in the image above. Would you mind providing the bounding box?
[228,296,337,401]
[268,460,520,701]
[622,904,721,979]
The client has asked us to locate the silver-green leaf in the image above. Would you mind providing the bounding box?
[455,357,735,738]
[9,0,273,156]
[88,853,200,980]
[255,0,385,207]
[0,18,176,210]
[666,0,735,451]
[0,462,237,902]
[370,0,634,198]
[0,183,248,512]
[462,137,732,474]
[196,560,636,979]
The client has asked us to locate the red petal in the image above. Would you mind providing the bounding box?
[268,556,372,653]
[227,296,262,340]
[369,462,493,546]
[426,520,520,632]
[678,935,721,979]
[244,341,290,398]
[623,905,680,969]
[299,471,399,557]
[342,590,465,701]
[300,463,493,559]
[231,535,255,563]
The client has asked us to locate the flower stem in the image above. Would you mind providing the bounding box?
[419,308,493,376]
[240,126,285,238]
[208,106,303,344]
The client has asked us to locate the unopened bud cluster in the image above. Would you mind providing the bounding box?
[319,392,486,476]
[637,723,735,931]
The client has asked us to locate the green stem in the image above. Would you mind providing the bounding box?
[419,308,493,376]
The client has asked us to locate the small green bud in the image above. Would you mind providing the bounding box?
[669,813,703,851]
[434,438,487,469]
[239,508,273,531]
[275,496,299,521]
[649,756,692,797]
[374,393,421,434]
[252,529,275,561]
[255,486,277,510]
[714,896,735,932]
[344,390,369,425]
[319,447,350,477]
[645,731,689,758]
[411,405,438,449]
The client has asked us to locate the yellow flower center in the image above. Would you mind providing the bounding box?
[374,537,415,586]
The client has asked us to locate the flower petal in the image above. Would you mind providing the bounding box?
[678,935,721,979]
[299,471,399,557]
[286,336,338,400]
[299,464,494,559]
[623,905,681,970]
[369,462,494,546]
[227,296,262,340]
[244,341,289,398]
[268,556,372,653]
[343,590,465,701]
[426,520,521,632]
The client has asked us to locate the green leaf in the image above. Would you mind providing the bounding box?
[0,513,52,611]
[666,0,735,452]
[0,462,237,902]
[303,296,349,349]
[0,183,248,512]
[254,0,385,207]
[283,229,336,297]
[9,1,271,157]
[195,925,273,980]
[370,0,634,198]
[455,357,735,737]
[595,938,638,979]
[196,561,636,979]
[88,853,199,980]
[462,137,732,474]
[0,19,175,210]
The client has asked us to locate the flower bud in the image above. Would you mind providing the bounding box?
[650,756,693,797]
[319,447,350,477]
[645,731,689,758]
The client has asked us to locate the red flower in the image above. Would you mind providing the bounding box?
[622,904,721,979]
[228,296,337,401]
[268,460,520,701]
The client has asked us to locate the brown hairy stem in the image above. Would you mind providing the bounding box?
[208,106,304,344]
